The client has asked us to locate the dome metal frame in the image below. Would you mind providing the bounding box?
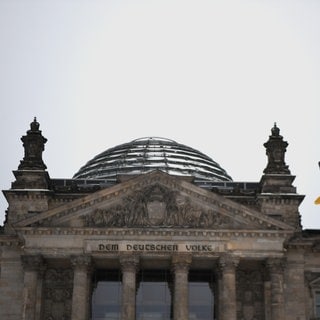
[73,137,232,183]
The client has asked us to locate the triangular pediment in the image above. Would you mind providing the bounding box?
[14,171,294,231]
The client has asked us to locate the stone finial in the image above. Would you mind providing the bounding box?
[18,118,48,170]
[271,122,280,136]
[263,123,290,174]
[30,117,40,132]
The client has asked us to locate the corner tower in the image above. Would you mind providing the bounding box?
[3,118,51,228]
[258,123,304,229]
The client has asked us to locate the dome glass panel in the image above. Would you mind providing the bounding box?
[73,137,232,182]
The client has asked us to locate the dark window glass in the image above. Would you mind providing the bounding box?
[136,269,172,320]
[189,270,215,320]
[92,270,122,320]
[91,269,215,320]
[316,291,320,317]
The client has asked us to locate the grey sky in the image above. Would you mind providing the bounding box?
[1,0,319,227]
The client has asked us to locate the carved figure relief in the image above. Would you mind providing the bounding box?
[85,183,234,228]
[43,268,73,320]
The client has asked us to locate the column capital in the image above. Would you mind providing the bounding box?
[219,254,239,272]
[265,257,286,273]
[21,254,44,271]
[70,254,92,271]
[172,254,192,272]
[119,254,139,273]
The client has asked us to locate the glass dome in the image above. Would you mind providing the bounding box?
[73,137,232,183]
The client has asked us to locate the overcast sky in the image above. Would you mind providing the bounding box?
[1,0,319,228]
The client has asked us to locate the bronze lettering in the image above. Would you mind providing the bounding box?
[185,244,213,252]
[97,242,211,252]
[98,244,119,251]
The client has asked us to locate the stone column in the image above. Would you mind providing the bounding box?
[219,254,239,320]
[214,266,223,320]
[172,254,192,320]
[35,264,46,320]
[266,258,285,320]
[262,268,271,320]
[71,255,92,320]
[212,267,221,320]
[120,254,139,320]
[285,252,306,320]
[21,254,44,320]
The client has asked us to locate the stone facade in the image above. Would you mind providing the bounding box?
[1,119,320,320]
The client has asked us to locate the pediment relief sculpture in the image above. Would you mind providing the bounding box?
[85,184,250,229]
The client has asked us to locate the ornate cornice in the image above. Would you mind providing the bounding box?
[4,190,52,200]
[15,227,293,238]
[257,194,304,205]
[0,235,23,247]
[285,241,313,251]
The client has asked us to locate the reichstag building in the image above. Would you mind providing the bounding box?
[1,118,320,320]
